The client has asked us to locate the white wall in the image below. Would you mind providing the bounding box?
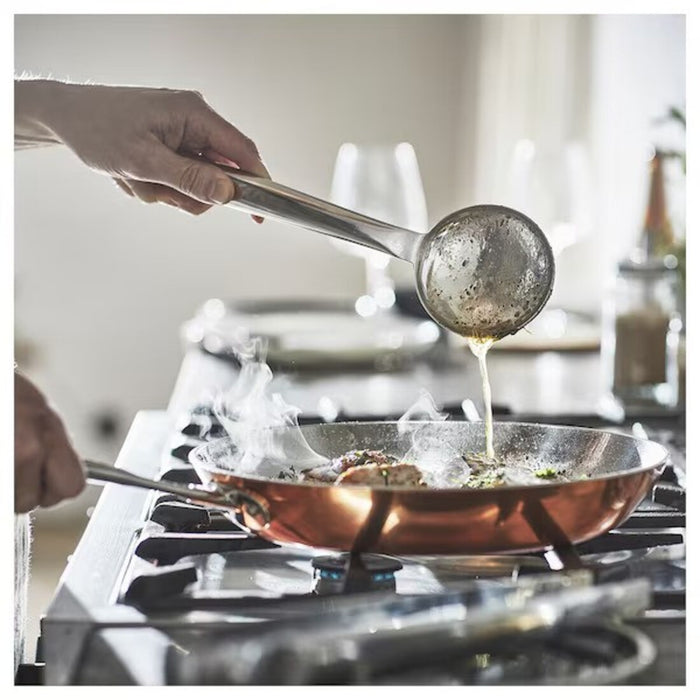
[15,15,472,463]
[590,14,686,274]
[464,15,598,313]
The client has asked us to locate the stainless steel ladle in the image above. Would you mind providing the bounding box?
[219,165,555,339]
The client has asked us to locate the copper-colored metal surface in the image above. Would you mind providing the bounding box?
[190,421,667,555]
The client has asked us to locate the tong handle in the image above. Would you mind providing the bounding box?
[217,164,422,261]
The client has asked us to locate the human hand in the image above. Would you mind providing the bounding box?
[14,371,86,513]
[15,80,269,217]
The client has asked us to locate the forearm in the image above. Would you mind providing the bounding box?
[15,79,69,149]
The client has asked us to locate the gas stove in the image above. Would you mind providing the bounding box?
[31,351,685,685]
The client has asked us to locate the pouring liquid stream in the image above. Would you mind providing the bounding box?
[467,337,496,460]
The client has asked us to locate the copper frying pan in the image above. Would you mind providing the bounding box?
[87,421,667,556]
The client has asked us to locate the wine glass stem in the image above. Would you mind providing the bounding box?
[365,257,395,312]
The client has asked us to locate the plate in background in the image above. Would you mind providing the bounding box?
[450,310,601,352]
[182,299,441,369]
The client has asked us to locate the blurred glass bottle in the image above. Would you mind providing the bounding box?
[600,151,683,413]
[638,153,675,258]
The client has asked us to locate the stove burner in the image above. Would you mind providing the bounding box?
[312,553,403,595]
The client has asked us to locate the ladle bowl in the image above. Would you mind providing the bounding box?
[414,205,554,338]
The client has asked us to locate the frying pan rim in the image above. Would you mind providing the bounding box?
[188,420,669,495]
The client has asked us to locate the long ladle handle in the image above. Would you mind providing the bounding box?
[217,164,423,262]
[84,460,270,523]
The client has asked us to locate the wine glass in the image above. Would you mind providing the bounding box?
[504,138,594,340]
[329,142,429,317]
[506,139,593,257]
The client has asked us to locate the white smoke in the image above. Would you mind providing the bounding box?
[213,333,478,487]
[397,389,469,488]
[213,331,327,479]
[397,388,448,424]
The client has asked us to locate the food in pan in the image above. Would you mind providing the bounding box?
[458,452,571,488]
[533,466,561,479]
[301,449,425,487]
[295,448,572,489]
[336,462,425,487]
[301,449,398,483]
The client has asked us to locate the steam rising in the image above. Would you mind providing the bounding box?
[397,389,447,424]
[213,331,326,479]
[397,390,469,488]
[212,331,494,488]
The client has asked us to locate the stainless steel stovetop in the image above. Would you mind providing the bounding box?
[31,350,685,685]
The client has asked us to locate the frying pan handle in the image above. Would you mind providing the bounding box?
[216,164,423,262]
[84,460,270,525]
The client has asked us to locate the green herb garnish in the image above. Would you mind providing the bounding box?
[534,466,559,479]
[462,469,506,489]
